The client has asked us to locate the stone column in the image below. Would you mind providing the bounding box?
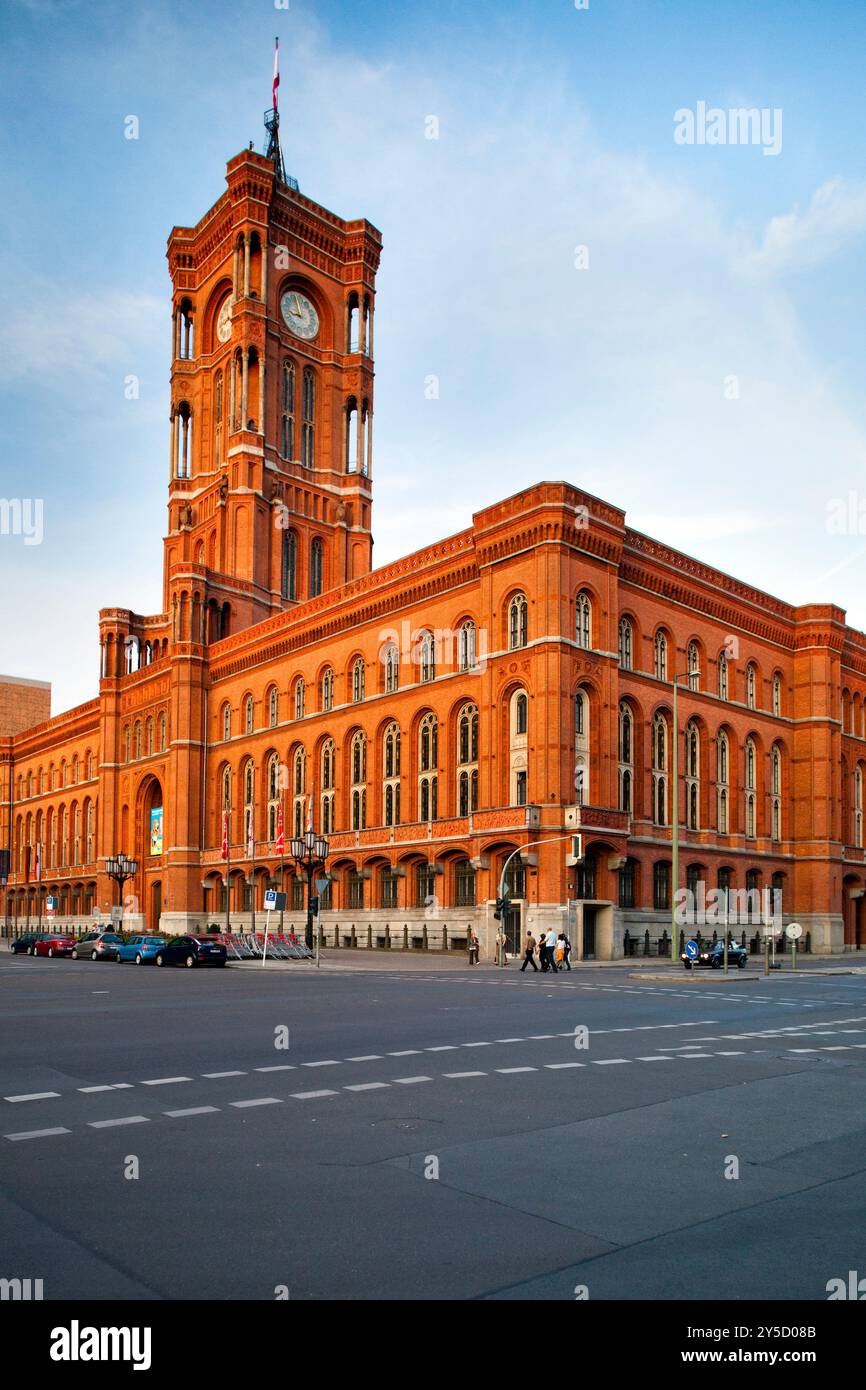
[241,351,249,426]
[359,296,367,355]
[233,242,240,302]
[258,358,265,435]
[170,413,177,478]
[261,237,268,307]
[366,408,373,477]
[229,357,237,429]
[243,233,251,299]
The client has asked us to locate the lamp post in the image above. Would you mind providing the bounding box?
[106,854,138,926]
[670,669,699,966]
[290,829,329,952]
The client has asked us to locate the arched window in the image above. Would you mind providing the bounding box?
[718,649,729,700]
[618,618,633,670]
[72,803,81,866]
[345,396,359,472]
[350,732,367,830]
[419,631,436,683]
[772,672,782,718]
[457,703,479,816]
[654,631,668,682]
[242,758,255,853]
[294,679,305,721]
[717,731,730,833]
[458,620,476,672]
[267,753,281,841]
[158,713,167,751]
[618,702,633,813]
[771,746,783,842]
[744,737,757,838]
[321,738,336,833]
[301,368,315,467]
[292,747,306,838]
[685,719,700,830]
[418,714,438,822]
[268,687,279,728]
[652,712,668,826]
[352,658,365,703]
[310,539,324,598]
[575,690,589,806]
[383,722,401,826]
[509,594,528,650]
[133,722,142,759]
[576,591,592,650]
[281,360,295,458]
[687,641,700,692]
[855,764,864,849]
[85,799,95,863]
[281,529,297,601]
[383,642,399,694]
[321,668,334,713]
[221,767,232,843]
[214,370,223,466]
[145,718,154,756]
[746,663,757,711]
[244,696,254,734]
[510,690,529,808]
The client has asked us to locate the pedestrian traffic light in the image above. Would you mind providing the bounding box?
[493,894,510,921]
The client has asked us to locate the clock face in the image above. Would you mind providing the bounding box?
[216,298,232,343]
[280,290,320,340]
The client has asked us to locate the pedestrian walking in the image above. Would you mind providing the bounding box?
[538,932,549,971]
[468,928,480,965]
[559,931,572,970]
[521,932,538,972]
[545,927,559,972]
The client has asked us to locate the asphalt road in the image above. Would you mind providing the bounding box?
[2,951,866,1301]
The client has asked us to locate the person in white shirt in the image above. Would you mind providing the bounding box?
[545,927,559,972]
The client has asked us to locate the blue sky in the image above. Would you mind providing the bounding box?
[2,0,866,713]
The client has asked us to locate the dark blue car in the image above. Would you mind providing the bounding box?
[682,940,748,970]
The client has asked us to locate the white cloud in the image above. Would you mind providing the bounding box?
[738,177,866,278]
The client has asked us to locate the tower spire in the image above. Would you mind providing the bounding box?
[264,36,288,183]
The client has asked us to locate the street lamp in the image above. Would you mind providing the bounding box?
[290,830,329,952]
[670,669,699,966]
[106,854,138,925]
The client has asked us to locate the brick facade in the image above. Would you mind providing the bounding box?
[2,150,865,957]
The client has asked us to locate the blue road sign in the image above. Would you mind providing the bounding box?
[685,939,699,960]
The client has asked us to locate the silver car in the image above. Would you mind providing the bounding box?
[71,931,125,961]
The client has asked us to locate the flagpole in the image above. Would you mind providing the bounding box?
[278,790,285,935]
[37,842,42,931]
[224,797,231,938]
[250,769,256,938]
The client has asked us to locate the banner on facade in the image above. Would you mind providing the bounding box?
[150,806,164,856]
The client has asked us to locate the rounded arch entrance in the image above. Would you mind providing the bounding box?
[136,775,165,932]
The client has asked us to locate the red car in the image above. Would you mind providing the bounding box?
[33,935,76,958]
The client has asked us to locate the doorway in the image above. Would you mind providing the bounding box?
[504,902,522,957]
[582,906,598,960]
[150,881,162,934]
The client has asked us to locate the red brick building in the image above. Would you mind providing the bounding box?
[2,146,865,957]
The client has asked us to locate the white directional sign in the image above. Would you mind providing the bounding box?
[786,922,803,941]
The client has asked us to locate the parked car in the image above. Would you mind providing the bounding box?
[682,939,749,970]
[9,932,49,955]
[116,935,166,965]
[154,935,227,968]
[34,934,76,958]
[71,931,125,961]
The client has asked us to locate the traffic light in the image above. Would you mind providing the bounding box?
[565,834,584,867]
[309,895,320,915]
[493,894,510,921]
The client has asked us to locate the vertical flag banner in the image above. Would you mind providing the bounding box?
[275,800,284,856]
[273,37,280,110]
[307,779,315,834]
[221,810,228,860]
[150,806,163,856]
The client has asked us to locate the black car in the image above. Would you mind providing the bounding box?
[682,939,748,970]
[9,932,49,955]
[154,935,227,968]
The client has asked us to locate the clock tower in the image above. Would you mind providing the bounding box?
[162,137,381,644]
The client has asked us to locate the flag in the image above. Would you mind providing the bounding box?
[275,800,284,857]
[273,37,280,111]
[24,844,31,884]
[221,810,228,860]
[247,809,254,859]
[306,780,315,834]
[35,841,41,882]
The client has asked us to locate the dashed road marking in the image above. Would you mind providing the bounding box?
[4,1091,60,1103]
[6,1126,71,1141]
[88,1116,149,1129]
[165,1106,220,1118]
